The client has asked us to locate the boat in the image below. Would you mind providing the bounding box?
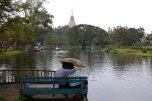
[55,47,60,51]
[33,46,40,52]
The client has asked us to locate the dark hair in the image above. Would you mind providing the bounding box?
[62,62,74,69]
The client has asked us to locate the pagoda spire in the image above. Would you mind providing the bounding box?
[71,10,73,16]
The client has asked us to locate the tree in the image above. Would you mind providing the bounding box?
[44,25,70,47]
[128,27,144,46]
[44,32,58,47]
[0,0,15,24]
[12,0,54,43]
[53,25,69,46]
[37,26,53,45]
[92,27,109,46]
[0,16,35,51]
[20,0,53,29]
[23,0,54,44]
[110,27,133,46]
[67,24,109,49]
[0,0,54,51]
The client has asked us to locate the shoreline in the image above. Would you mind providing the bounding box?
[103,47,152,57]
[0,50,24,58]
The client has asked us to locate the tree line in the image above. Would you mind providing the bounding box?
[0,0,145,51]
[46,25,145,49]
[0,0,53,52]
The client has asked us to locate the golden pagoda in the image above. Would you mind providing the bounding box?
[68,10,76,28]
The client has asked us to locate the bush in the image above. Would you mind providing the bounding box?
[105,49,110,53]
[14,96,29,101]
[113,50,117,54]
[142,49,147,53]
[126,49,136,53]
[0,96,5,101]
[105,45,115,53]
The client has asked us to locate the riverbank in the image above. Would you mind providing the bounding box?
[0,50,24,58]
[104,46,152,57]
[0,84,19,101]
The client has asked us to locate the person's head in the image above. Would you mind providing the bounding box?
[62,62,74,69]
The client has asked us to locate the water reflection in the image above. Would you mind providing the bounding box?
[0,49,152,101]
[0,53,35,69]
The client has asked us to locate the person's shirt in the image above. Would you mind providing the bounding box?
[55,67,75,77]
[55,67,76,86]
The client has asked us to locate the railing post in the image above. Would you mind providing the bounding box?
[0,69,56,84]
[2,71,6,83]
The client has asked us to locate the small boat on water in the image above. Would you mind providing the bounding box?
[40,47,46,50]
[55,47,60,51]
[34,46,40,52]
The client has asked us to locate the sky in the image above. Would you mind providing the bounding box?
[45,0,152,33]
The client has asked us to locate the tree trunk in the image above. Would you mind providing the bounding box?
[0,42,3,52]
[82,43,86,50]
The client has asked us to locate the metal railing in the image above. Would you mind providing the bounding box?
[0,69,56,84]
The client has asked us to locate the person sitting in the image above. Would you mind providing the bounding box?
[55,62,76,88]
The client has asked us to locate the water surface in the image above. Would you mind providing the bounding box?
[0,49,152,101]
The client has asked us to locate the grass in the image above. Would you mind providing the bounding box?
[0,49,24,58]
[143,46,152,49]
[104,46,152,57]
[0,96,5,101]
[13,95,32,101]
[13,96,27,101]
[115,48,152,56]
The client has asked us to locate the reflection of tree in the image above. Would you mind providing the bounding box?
[111,54,136,70]
[0,53,35,69]
[0,52,37,82]
[15,53,35,69]
[84,50,105,68]
[66,48,80,58]
[68,49,105,68]
[35,51,53,70]
[110,54,145,79]
[145,58,152,74]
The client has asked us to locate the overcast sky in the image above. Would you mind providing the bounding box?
[45,0,152,33]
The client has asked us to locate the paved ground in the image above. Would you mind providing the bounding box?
[0,84,19,101]
[0,84,85,101]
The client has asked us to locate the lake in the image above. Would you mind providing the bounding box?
[0,49,152,101]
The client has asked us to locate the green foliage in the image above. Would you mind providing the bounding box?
[105,47,152,57]
[142,49,147,53]
[52,25,69,46]
[104,45,117,53]
[92,26,109,46]
[44,33,58,47]
[0,16,35,51]
[14,96,28,101]
[37,27,53,45]
[44,25,69,47]
[0,0,53,52]
[0,96,5,101]
[0,49,24,58]
[67,24,109,49]
[110,26,133,46]
[16,0,54,44]
[54,25,69,35]
[110,26,145,47]
[128,27,144,45]
[0,0,15,24]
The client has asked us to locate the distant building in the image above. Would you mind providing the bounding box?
[142,33,152,45]
[68,10,76,28]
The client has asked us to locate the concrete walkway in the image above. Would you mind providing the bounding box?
[0,84,19,101]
